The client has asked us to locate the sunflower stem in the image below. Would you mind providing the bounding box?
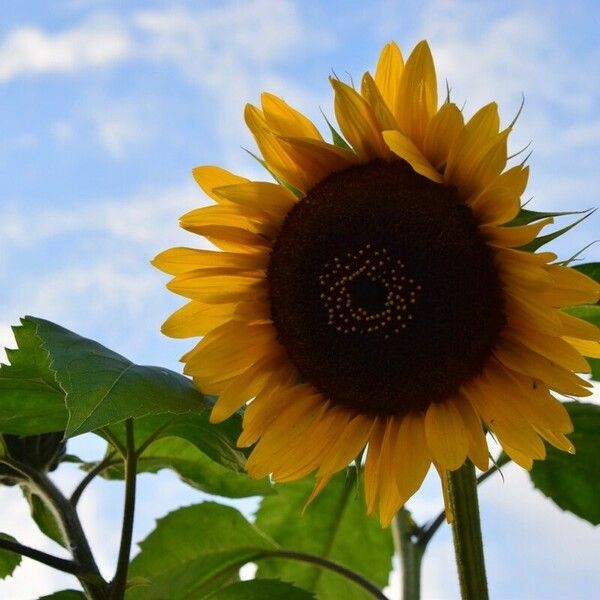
[392,508,423,600]
[448,461,489,600]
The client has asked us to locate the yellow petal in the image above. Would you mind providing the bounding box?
[317,413,374,475]
[549,265,600,304]
[245,103,313,192]
[192,166,248,203]
[396,40,438,148]
[186,322,276,378]
[277,135,357,187]
[563,337,600,358]
[331,78,388,160]
[210,353,286,423]
[423,102,464,169]
[493,335,592,397]
[479,217,553,249]
[360,72,399,131]
[504,290,563,336]
[378,417,404,525]
[261,92,322,140]
[383,130,443,183]
[162,301,236,338]
[364,418,387,514]
[212,181,296,218]
[504,327,591,373]
[167,270,265,303]
[494,247,554,286]
[425,400,468,470]
[393,412,431,506]
[374,42,404,119]
[558,311,600,341]
[445,103,501,192]
[452,394,489,471]
[153,247,269,275]
[468,166,528,226]
[180,204,278,239]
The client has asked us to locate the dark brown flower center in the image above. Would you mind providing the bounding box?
[267,160,505,416]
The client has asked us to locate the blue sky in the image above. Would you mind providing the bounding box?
[0,1,599,598]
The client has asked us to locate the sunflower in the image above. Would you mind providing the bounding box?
[154,41,600,525]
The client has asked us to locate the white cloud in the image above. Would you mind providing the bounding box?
[87,102,151,159]
[0,14,133,82]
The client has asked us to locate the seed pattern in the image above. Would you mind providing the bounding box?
[318,244,421,337]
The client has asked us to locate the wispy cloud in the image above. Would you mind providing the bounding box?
[0,14,133,82]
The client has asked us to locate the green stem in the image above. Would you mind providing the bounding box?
[392,509,423,600]
[0,536,80,575]
[448,462,489,600]
[70,453,117,507]
[109,420,138,600]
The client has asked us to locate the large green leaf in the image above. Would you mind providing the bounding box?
[38,591,86,599]
[0,533,22,579]
[101,436,271,498]
[255,470,393,600]
[530,402,600,525]
[28,316,207,437]
[127,503,277,599]
[205,580,316,599]
[0,320,67,435]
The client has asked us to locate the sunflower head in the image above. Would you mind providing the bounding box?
[154,41,600,525]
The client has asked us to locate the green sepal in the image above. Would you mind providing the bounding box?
[242,148,303,198]
[22,489,67,548]
[507,207,590,228]
[519,209,595,252]
[320,109,353,152]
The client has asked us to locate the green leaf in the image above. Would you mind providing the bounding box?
[255,470,393,600]
[22,489,67,548]
[205,579,316,600]
[101,436,271,498]
[519,209,595,252]
[0,533,22,579]
[38,591,86,599]
[530,402,600,525]
[28,316,207,438]
[128,503,276,599]
[101,410,249,473]
[573,262,600,284]
[0,319,68,435]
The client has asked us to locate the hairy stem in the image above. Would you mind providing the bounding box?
[109,420,138,600]
[448,462,489,600]
[393,508,423,600]
[1,457,109,599]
